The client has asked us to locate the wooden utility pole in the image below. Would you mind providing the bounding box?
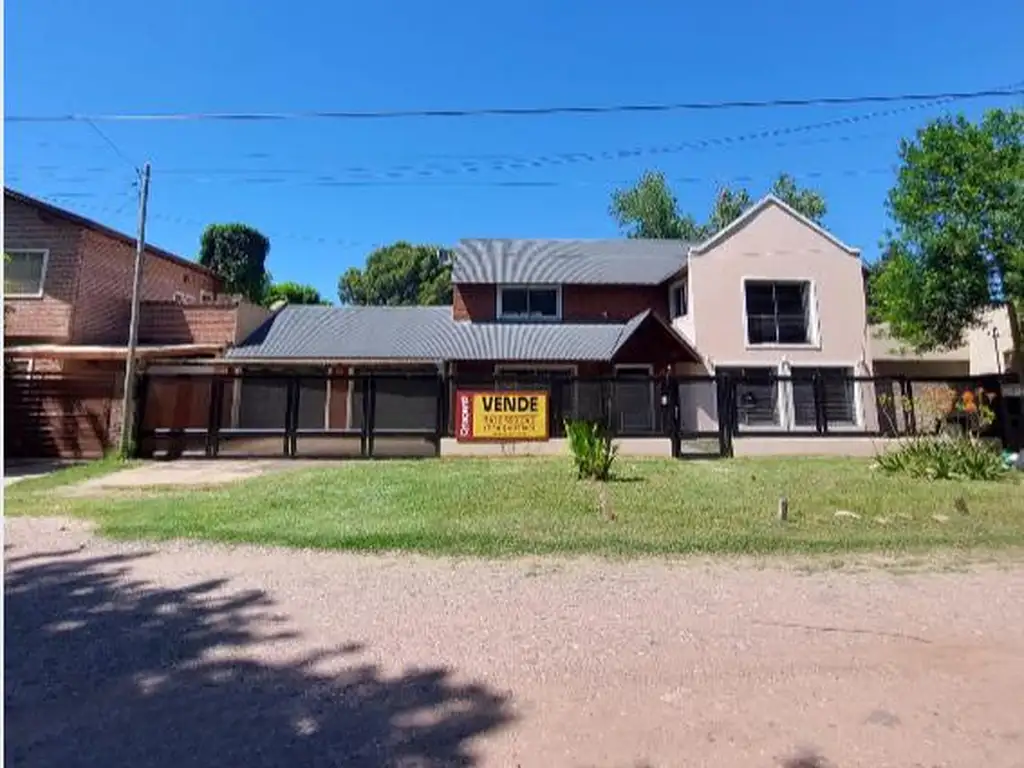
[118,162,152,456]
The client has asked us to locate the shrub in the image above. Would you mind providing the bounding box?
[564,419,618,481]
[874,435,1007,481]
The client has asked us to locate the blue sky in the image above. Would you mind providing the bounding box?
[6,0,1022,302]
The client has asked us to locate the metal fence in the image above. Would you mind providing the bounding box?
[134,369,1022,460]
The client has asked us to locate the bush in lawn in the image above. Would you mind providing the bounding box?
[875,387,1008,481]
[565,419,618,481]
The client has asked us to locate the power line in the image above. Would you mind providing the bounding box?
[83,119,139,172]
[6,86,1023,123]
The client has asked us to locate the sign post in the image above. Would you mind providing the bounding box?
[456,390,549,441]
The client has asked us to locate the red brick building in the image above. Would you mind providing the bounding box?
[4,189,268,457]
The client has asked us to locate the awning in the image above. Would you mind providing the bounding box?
[4,343,224,361]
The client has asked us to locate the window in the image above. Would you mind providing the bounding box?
[745,280,811,345]
[668,280,687,319]
[720,366,780,427]
[4,250,48,297]
[498,285,560,320]
[792,367,857,428]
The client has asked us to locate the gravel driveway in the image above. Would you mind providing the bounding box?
[6,517,1024,768]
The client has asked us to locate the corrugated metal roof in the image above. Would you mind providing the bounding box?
[225,306,690,362]
[452,238,689,285]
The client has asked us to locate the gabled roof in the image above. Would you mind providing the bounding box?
[452,238,689,285]
[689,194,860,256]
[225,305,699,363]
[3,188,217,279]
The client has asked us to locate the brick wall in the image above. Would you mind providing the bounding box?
[73,229,220,344]
[562,285,669,322]
[3,197,82,341]
[452,284,495,320]
[139,302,240,345]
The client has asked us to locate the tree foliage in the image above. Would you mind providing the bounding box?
[610,171,827,241]
[263,280,328,307]
[338,242,451,306]
[870,109,1024,373]
[198,224,270,303]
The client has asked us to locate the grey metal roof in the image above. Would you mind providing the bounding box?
[226,306,691,362]
[452,238,689,285]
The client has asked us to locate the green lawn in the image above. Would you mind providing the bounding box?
[7,457,1024,556]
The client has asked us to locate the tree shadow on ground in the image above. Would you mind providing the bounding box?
[5,548,513,767]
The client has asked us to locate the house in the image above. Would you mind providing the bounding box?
[164,195,943,458]
[3,189,269,457]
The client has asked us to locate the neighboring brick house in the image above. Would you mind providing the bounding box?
[3,189,269,457]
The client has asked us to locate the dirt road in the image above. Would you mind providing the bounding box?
[6,516,1024,767]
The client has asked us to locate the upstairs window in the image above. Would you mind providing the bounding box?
[668,279,687,319]
[498,285,560,321]
[745,280,812,345]
[4,250,48,297]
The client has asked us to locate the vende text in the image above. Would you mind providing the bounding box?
[479,395,540,413]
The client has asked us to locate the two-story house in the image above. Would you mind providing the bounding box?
[213,195,880,456]
[3,189,269,458]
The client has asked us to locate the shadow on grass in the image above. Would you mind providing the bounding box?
[5,547,513,767]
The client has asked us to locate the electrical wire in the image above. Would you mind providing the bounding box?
[6,86,1022,122]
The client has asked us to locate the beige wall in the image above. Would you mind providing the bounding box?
[968,307,1014,375]
[688,202,867,370]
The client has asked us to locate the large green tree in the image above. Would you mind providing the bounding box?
[198,224,270,304]
[610,171,827,241]
[338,242,451,306]
[263,280,329,306]
[871,108,1024,376]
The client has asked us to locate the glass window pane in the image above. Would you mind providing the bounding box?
[791,370,817,426]
[774,283,806,315]
[776,315,809,344]
[744,283,776,315]
[722,367,779,427]
[528,288,558,317]
[5,252,45,295]
[501,288,528,315]
[747,315,777,344]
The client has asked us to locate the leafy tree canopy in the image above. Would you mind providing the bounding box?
[198,223,270,304]
[870,108,1024,373]
[610,171,827,241]
[338,242,451,306]
[263,280,329,307]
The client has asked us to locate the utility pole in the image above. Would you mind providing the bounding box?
[118,162,152,456]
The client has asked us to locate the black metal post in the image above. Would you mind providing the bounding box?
[359,374,371,457]
[669,376,681,458]
[205,375,224,458]
[813,372,828,434]
[366,374,377,458]
[715,372,734,458]
[435,372,447,444]
[901,377,917,435]
[284,377,299,458]
[131,372,150,458]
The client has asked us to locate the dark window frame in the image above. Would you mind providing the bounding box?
[744,279,813,346]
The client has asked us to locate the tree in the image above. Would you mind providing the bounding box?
[609,171,704,240]
[870,109,1024,377]
[263,280,328,307]
[198,224,270,303]
[610,171,827,241]
[338,242,451,306]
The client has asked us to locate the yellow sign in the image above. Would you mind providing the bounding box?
[456,390,549,441]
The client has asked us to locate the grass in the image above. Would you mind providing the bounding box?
[7,456,1024,557]
[5,456,138,495]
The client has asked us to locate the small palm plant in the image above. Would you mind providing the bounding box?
[564,419,618,481]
